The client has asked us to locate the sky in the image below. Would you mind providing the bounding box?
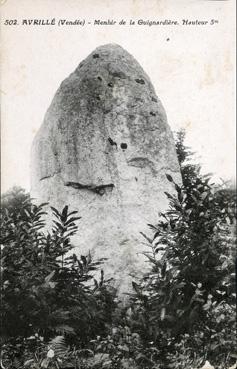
[1,0,236,193]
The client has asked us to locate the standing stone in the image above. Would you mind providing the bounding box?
[31,44,181,294]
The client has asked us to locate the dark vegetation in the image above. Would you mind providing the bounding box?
[0,130,236,368]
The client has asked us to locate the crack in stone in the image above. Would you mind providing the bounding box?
[40,171,61,181]
[65,181,114,196]
[108,137,117,148]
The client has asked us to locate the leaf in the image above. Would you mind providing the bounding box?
[166,174,174,182]
[87,251,92,264]
[45,271,55,283]
[38,202,49,207]
[23,359,35,367]
[68,210,79,217]
[47,348,55,358]
[55,325,76,335]
[175,183,181,193]
[41,358,50,368]
[61,205,69,222]
[201,191,209,201]
[48,281,56,289]
[99,269,104,286]
[178,190,184,203]
[94,279,99,288]
[160,307,166,321]
[102,360,113,368]
[49,336,67,357]
[164,191,174,200]
[132,281,141,295]
[65,216,81,226]
[81,255,87,266]
[51,206,61,219]
[153,230,161,238]
[143,252,157,264]
[174,201,182,211]
[52,220,64,230]
[161,262,167,277]
[140,232,153,244]
[147,223,159,230]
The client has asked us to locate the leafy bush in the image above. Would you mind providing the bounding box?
[130,130,236,368]
[1,198,117,367]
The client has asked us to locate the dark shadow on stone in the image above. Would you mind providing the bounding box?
[135,78,145,85]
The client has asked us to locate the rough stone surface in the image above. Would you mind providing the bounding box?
[31,44,181,294]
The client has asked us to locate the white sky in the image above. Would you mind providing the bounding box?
[1,0,236,193]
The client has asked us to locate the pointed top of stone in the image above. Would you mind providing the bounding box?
[87,43,131,54]
[94,43,125,49]
[74,43,150,81]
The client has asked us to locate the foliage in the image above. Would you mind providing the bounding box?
[130,130,236,367]
[175,128,200,189]
[1,186,30,216]
[1,196,117,368]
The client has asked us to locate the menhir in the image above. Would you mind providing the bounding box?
[31,44,182,295]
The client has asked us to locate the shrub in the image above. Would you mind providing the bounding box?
[130,130,236,367]
[0,196,117,367]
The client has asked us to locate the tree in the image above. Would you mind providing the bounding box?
[1,186,30,214]
[175,128,199,188]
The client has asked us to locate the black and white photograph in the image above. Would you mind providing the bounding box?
[1,1,236,368]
